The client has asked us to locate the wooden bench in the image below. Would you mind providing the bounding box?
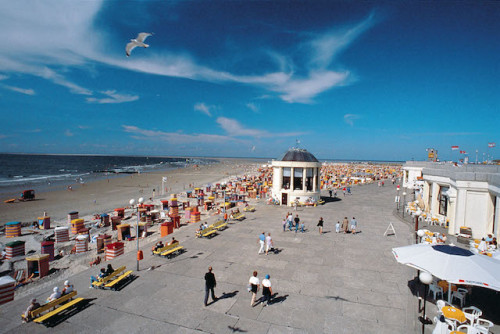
[231,212,246,221]
[243,206,255,212]
[22,291,81,323]
[92,266,125,288]
[211,220,228,231]
[153,241,179,256]
[160,245,184,258]
[104,270,133,290]
[197,226,217,238]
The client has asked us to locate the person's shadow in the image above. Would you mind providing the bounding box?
[268,293,289,305]
[206,290,239,306]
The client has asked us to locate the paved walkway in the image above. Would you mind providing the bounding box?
[0,183,418,333]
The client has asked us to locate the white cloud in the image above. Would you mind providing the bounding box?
[344,113,360,126]
[251,145,256,152]
[1,84,35,95]
[246,103,259,113]
[0,1,375,104]
[64,129,74,136]
[194,102,215,117]
[216,117,306,138]
[87,90,139,104]
[122,125,239,145]
[0,74,8,80]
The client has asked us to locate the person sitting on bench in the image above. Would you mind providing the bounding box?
[90,268,107,286]
[152,241,164,253]
[62,280,74,295]
[105,264,115,276]
[47,287,61,303]
[23,298,41,322]
[168,237,177,245]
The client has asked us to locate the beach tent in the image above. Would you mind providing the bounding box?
[392,244,500,303]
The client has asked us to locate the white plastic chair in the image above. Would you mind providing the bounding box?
[429,283,444,300]
[432,316,451,334]
[475,318,493,331]
[452,288,467,308]
[457,325,480,334]
[463,306,482,326]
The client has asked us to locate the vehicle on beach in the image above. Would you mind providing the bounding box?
[20,189,35,201]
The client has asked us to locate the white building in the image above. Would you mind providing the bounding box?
[271,148,322,206]
[403,165,423,189]
[404,161,500,239]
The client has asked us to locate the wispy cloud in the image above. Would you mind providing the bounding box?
[0,74,8,81]
[64,129,74,137]
[1,84,35,95]
[0,134,7,139]
[122,125,238,144]
[344,113,360,126]
[194,102,216,117]
[87,90,139,104]
[216,117,306,138]
[246,103,259,113]
[0,2,375,104]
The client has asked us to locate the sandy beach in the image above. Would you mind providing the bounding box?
[0,158,262,224]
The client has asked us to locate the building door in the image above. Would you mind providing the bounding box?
[282,193,288,206]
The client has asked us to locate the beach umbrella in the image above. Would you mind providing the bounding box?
[392,244,500,303]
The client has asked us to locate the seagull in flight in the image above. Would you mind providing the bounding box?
[126,32,153,57]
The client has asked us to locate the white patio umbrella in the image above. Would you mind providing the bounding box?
[392,244,500,303]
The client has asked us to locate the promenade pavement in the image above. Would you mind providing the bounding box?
[0,182,418,333]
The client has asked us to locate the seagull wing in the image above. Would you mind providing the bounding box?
[125,41,138,57]
[136,32,152,43]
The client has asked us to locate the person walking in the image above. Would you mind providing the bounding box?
[350,217,357,234]
[317,217,324,235]
[261,274,273,306]
[334,188,337,197]
[282,217,287,232]
[342,217,349,234]
[343,187,346,196]
[249,271,260,306]
[288,212,293,231]
[294,215,300,233]
[265,233,273,255]
[258,232,266,254]
[204,266,218,306]
[335,221,341,233]
[329,189,333,198]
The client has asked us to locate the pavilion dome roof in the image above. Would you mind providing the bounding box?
[278,148,319,163]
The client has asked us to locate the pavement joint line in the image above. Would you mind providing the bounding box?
[98,303,208,332]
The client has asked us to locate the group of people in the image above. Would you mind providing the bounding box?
[335,217,358,234]
[282,213,305,233]
[248,271,273,307]
[23,280,74,322]
[477,235,498,253]
[258,232,274,255]
[90,264,115,286]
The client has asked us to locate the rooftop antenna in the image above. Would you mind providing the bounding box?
[295,139,300,149]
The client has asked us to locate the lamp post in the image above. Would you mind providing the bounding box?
[396,188,400,212]
[414,209,422,243]
[402,192,407,218]
[417,229,425,244]
[129,197,144,271]
[418,271,433,333]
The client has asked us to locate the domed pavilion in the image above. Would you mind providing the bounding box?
[271,148,322,206]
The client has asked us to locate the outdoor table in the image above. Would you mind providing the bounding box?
[450,331,466,334]
[438,280,457,292]
[442,306,466,323]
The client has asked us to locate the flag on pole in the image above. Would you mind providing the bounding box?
[488,142,496,148]
[460,150,466,154]
[451,146,459,150]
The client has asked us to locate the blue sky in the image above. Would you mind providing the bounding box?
[0,1,498,161]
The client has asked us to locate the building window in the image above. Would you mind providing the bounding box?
[282,168,291,189]
[305,168,313,191]
[294,168,303,190]
[439,186,448,216]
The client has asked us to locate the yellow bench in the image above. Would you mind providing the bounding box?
[160,245,184,258]
[243,206,255,212]
[104,270,133,290]
[198,226,217,238]
[153,241,179,256]
[33,297,84,324]
[231,213,246,221]
[92,266,125,288]
[21,291,80,323]
[211,220,228,231]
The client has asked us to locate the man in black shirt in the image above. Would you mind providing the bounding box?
[204,266,218,306]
